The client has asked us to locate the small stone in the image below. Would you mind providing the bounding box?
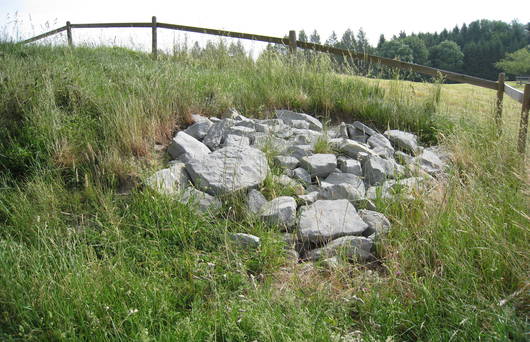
[272,175,304,195]
[291,167,311,183]
[180,187,221,211]
[298,191,319,204]
[337,157,362,176]
[305,236,373,261]
[288,145,313,160]
[359,209,391,237]
[228,233,261,249]
[167,131,211,161]
[319,173,365,201]
[247,189,267,214]
[274,155,299,169]
[260,196,297,228]
[300,154,337,178]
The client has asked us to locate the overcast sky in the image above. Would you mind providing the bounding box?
[1,0,528,54]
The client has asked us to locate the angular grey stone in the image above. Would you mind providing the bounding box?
[227,125,255,138]
[272,175,305,195]
[260,196,297,228]
[395,151,413,165]
[252,133,288,153]
[366,180,397,200]
[368,133,394,158]
[339,122,349,138]
[288,120,310,129]
[274,155,299,169]
[414,149,445,176]
[340,139,376,159]
[305,236,373,261]
[298,199,369,244]
[346,124,369,143]
[228,233,260,249]
[291,167,311,183]
[337,157,362,176]
[233,120,256,129]
[184,120,213,140]
[359,209,391,237]
[300,154,337,178]
[276,109,323,132]
[180,187,221,211]
[298,191,319,204]
[203,119,235,150]
[353,121,377,136]
[186,146,269,195]
[282,233,299,250]
[247,189,267,214]
[289,129,322,145]
[190,113,210,123]
[363,155,397,186]
[384,130,422,155]
[288,145,313,160]
[209,117,221,123]
[223,134,250,147]
[167,131,211,161]
[319,173,366,201]
[145,162,190,195]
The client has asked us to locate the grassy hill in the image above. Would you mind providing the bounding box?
[0,42,528,341]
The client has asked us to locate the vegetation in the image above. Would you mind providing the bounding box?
[0,40,528,341]
[268,19,529,80]
[496,46,530,76]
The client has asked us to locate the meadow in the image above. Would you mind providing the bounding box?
[0,41,528,341]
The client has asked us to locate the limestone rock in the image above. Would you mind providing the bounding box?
[167,131,211,161]
[184,119,213,140]
[298,199,368,244]
[319,173,365,201]
[224,134,250,147]
[203,119,235,150]
[352,121,377,136]
[291,167,311,183]
[337,157,362,176]
[298,191,319,204]
[186,146,269,195]
[363,155,397,185]
[384,130,422,155]
[276,109,323,132]
[145,162,190,195]
[288,145,314,160]
[247,189,267,214]
[300,154,337,178]
[359,209,391,237]
[179,187,222,211]
[340,139,376,159]
[414,149,445,176]
[228,233,261,249]
[305,236,373,261]
[274,155,299,169]
[260,196,297,228]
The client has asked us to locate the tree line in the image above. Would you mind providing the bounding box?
[262,19,529,80]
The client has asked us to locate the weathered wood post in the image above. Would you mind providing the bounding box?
[517,84,530,155]
[66,21,73,47]
[152,16,157,60]
[495,72,505,133]
[288,30,296,54]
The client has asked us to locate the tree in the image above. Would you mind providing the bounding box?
[340,29,356,50]
[298,30,308,43]
[377,34,386,49]
[379,40,413,62]
[496,47,530,75]
[309,30,321,44]
[402,36,429,65]
[429,40,464,71]
[325,31,339,46]
[356,28,370,53]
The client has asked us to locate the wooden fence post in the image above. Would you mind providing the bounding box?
[517,84,530,155]
[288,30,296,54]
[66,21,73,47]
[495,72,505,133]
[152,16,157,60]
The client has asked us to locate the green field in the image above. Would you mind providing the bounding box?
[0,43,528,341]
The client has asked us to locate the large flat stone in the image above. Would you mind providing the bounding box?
[298,199,368,244]
[179,187,221,212]
[318,173,366,201]
[305,236,373,261]
[185,146,269,195]
[339,139,376,159]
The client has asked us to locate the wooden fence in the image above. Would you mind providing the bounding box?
[18,17,530,155]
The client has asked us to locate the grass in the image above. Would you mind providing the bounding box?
[0,40,528,341]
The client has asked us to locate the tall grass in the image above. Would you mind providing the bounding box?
[0,40,527,341]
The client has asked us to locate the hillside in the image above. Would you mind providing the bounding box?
[0,43,528,341]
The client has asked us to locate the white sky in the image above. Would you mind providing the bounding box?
[1,0,528,54]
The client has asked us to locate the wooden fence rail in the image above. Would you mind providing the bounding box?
[16,17,530,155]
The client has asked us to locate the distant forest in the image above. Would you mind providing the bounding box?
[259,19,529,81]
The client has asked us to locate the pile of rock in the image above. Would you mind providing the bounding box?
[146,109,448,264]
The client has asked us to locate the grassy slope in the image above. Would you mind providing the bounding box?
[0,43,528,341]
